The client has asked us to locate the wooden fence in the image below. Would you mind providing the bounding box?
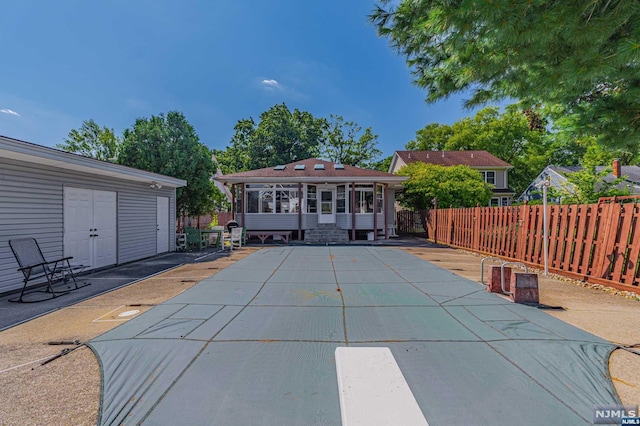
[396,210,428,235]
[426,200,640,293]
[178,212,234,231]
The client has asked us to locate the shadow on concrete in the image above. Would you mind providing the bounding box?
[0,248,231,332]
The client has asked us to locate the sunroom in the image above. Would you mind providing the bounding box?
[216,158,406,242]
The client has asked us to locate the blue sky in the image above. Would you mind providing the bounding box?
[0,0,486,158]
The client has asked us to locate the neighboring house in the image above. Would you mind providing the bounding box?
[0,135,186,294]
[518,160,640,203]
[389,150,515,206]
[214,158,407,243]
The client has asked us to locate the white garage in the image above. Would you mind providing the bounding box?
[0,135,186,294]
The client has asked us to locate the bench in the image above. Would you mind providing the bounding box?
[246,231,293,245]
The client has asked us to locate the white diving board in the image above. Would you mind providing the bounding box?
[335,347,429,426]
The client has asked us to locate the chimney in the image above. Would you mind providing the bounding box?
[612,159,621,178]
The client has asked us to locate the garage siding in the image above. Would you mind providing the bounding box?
[0,157,178,294]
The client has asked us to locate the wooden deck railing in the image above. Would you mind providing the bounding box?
[426,200,640,293]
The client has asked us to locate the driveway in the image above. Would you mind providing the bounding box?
[89,246,620,425]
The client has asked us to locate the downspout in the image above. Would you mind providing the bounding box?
[351,182,356,241]
[298,182,302,240]
[373,181,377,241]
[384,184,389,239]
[231,184,236,220]
[241,184,245,228]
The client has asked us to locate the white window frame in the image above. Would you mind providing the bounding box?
[481,171,496,185]
[245,184,299,214]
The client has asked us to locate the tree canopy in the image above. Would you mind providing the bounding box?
[118,111,217,217]
[371,1,640,149]
[320,114,382,168]
[396,163,493,210]
[215,104,384,173]
[214,103,326,173]
[56,119,121,161]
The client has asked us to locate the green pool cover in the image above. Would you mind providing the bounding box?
[89,247,620,425]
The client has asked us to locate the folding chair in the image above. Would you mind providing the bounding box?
[8,238,89,303]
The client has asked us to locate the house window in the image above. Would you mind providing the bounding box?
[247,191,259,213]
[376,185,384,213]
[481,171,496,185]
[262,190,274,213]
[490,198,500,207]
[307,185,317,213]
[501,197,509,206]
[245,184,298,214]
[354,184,374,213]
[336,185,346,213]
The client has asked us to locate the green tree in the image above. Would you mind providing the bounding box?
[370,154,393,172]
[407,106,550,195]
[371,1,640,149]
[559,165,630,204]
[405,123,452,151]
[118,111,217,217]
[396,163,493,210]
[57,119,121,161]
[320,114,382,167]
[215,103,326,173]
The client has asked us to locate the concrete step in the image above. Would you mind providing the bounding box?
[304,228,350,244]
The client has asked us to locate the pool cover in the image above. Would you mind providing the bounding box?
[89,247,620,425]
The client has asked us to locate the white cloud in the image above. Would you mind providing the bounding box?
[261,79,282,89]
[0,108,20,116]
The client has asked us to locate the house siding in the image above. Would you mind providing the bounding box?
[0,157,177,294]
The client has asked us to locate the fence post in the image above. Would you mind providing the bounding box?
[433,198,438,245]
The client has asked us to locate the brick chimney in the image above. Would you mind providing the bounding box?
[612,159,621,178]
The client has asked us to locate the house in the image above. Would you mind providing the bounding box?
[518,159,640,203]
[389,150,515,206]
[215,158,407,243]
[0,135,186,294]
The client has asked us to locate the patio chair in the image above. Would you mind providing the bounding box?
[8,238,89,303]
[185,227,206,251]
[224,226,244,251]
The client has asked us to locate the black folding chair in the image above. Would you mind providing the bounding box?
[8,238,89,303]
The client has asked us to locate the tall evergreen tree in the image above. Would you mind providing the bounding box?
[371,1,640,149]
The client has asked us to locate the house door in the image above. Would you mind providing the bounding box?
[156,196,169,253]
[64,187,117,270]
[318,188,336,224]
